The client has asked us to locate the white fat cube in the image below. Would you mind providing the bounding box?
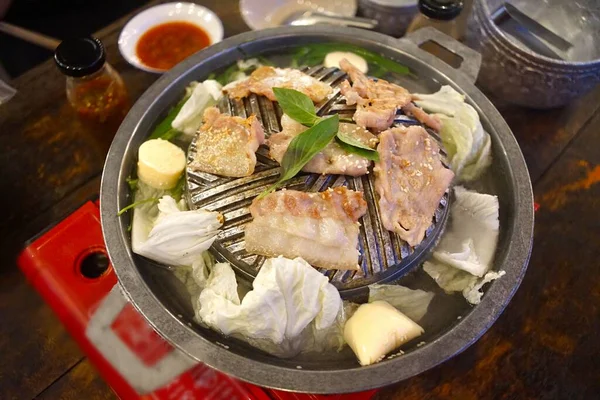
[137,139,186,190]
[324,52,368,74]
[344,300,424,366]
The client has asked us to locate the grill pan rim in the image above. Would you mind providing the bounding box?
[100,26,534,394]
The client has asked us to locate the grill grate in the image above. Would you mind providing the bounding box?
[186,66,451,299]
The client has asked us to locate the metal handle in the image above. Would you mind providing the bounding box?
[401,27,481,83]
[503,3,572,51]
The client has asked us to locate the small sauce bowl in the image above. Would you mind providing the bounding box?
[118,2,224,73]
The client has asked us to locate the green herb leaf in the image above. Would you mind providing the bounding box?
[280,114,339,179]
[291,43,410,77]
[336,138,379,161]
[117,197,158,216]
[259,114,339,197]
[160,128,182,142]
[257,55,274,66]
[273,88,319,127]
[336,128,377,152]
[126,177,138,191]
[214,63,242,86]
[149,98,186,140]
[169,175,186,202]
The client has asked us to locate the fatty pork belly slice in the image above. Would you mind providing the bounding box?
[374,126,454,247]
[339,58,411,131]
[245,187,367,270]
[402,102,442,132]
[223,66,333,103]
[339,59,440,132]
[189,107,265,178]
[267,114,378,176]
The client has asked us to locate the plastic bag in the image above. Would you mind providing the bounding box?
[0,79,16,105]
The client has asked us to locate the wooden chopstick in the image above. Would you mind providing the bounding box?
[0,22,60,50]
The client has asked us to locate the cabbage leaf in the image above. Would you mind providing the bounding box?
[195,256,342,358]
[423,186,504,304]
[414,86,492,181]
[171,79,223,135]
[368,284,434,322]
[132,196,222,267]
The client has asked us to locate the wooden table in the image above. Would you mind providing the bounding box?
[1,1,599,399]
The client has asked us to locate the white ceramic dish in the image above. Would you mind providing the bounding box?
[240,0,357,30]
[118,2,224,73]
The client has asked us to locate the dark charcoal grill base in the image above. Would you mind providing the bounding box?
[185,65,451,299]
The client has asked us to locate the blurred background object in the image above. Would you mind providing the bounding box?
[0,21,60,50]
[406,0,465,39]
[467,0,600,108]
[240,0,357,30]
[282,10,378,29]
[357,0,418,37]
[0,76,15,103]
[0,0,147,78]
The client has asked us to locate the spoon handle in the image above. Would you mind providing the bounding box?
[296,12,379,29]
[504,3,572,51]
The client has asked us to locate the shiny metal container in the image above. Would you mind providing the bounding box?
[358,0,418,37]
[100,26,533,393]
[467,0,600,108]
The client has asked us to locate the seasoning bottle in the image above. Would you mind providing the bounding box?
[54,36,129,125]
[406,0,464,40]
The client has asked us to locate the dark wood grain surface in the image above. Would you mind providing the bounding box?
[0,1,598,399]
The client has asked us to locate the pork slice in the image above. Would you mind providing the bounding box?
[245,187,367,270]
[374,126,454,246]
[223,66,333,103]
[339,58,412,131]
[190,107,265,177]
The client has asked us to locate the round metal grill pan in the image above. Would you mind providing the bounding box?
[186,65,451,299]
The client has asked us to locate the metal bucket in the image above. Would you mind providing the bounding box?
[467,0,600,109]
[100,26,533,393]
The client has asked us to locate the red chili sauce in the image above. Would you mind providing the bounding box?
[72,75,129,124]
[136,21,211,70]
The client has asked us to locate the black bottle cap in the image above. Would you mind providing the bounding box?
[419,0,464,21]
[54,36,106,78]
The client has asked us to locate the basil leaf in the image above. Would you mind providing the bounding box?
[280,114,339,178]
[335,137,379,162]
[260,115,339,197]
[336,128,376,152]
[273,87,319,127]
